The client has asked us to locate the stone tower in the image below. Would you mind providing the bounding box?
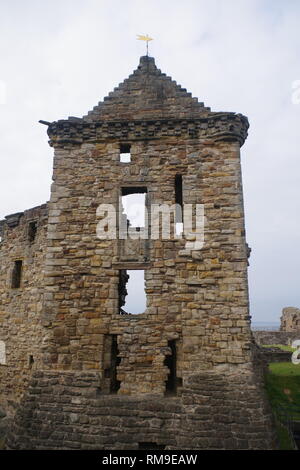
[280,307,300,332]
[3,56,276,449]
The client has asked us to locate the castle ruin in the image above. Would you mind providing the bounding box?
[0,56,276,449]
[280,307,300,333]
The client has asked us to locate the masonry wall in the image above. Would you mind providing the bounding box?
[0,205,48,415]
[253,330,300,346]
[40,136,254,397]
[6,366,277,450]
[1,138,278,449]
[2,55,278,449]
[280,307,300,333]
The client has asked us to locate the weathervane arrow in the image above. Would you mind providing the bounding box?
[137,34,153,56]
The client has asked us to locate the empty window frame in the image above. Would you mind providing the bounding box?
[103,335,121,394]
[28,355,34,369]
[110,335,121,393]
[11,260,22,288]
[120,143,131,163]
[119,269,146,315]
[164,340,177,395]
[175,175,183,235]
[121,187,147,231]
[0,341,6,365]
[28,221,38,243]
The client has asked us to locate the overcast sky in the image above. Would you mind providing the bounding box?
[0,0,299,323]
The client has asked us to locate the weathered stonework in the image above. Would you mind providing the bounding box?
[6,367,274,450]
[1,56,277,449]
[0,205,47,415]
[280,307,300,333]
[253,330,300,346]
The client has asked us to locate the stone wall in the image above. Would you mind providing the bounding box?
[41,135,253,395]
[253,330,300,346]
[280,307,300,333]
[1,55,277,449]
[6,366,277,450]
[0,205,48,415]
[40,57,251,391]
[258,347,292,364]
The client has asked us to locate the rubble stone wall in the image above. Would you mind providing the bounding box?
[280,307,300,333]
[41,136,253,397]
[253,330,300,346]
[6,368,277,450]
[0,205,48,415]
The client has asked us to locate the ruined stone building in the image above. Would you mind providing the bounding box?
[0,56,277,449]
[280,307,300,333]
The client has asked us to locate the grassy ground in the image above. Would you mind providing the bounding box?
[265,360,300,449]
[266,362,300,410]
[274,421,295,450]
[269,362,300,377]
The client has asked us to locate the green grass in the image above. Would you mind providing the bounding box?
[275,421,295,450]
[265,363,300,408]
[265,360,300,449]
[262,344,296,352]
[269,362,300,377]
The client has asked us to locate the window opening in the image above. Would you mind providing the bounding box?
[11,260,22,288]
[121,187,147,232]
[0,341,6,365]
[120,143,131,163]
[28,355,34,369]
[164,340,177,395]
[110,335,121,393]
[28,221,38,243]
[119,270,146,315]
[175,175,183,235]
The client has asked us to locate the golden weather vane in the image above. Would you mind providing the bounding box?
[137,34,153,56]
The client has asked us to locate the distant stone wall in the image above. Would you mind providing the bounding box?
[253,331,300,346]
[6,367,277,450]
[257,347,292,364]
[0,204,48,416]
[280,307,300,333]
